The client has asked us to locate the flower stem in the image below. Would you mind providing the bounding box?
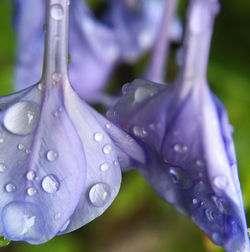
[42,0,70,85]
[179,0,219,88]
[145,0,178,83]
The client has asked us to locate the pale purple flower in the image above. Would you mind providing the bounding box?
[0,0,145,244]
[108,0,249,251]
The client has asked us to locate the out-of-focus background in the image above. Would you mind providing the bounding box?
[0,0,249,251]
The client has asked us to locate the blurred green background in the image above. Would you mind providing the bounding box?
[0,0,249,251]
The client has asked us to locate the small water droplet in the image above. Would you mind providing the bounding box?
[50,4,64,20]
[52,72,62,84]
[213,175,228,189]
[37,83,44,91]
[105,123,111,129]
[60,219,70,232]
[169,167,192,189]
[89,183,111,207]
[100,163,109,172]
[0,137,4,144]
[173,144,188,153]
[5,183,16,193]
[25,149,31,154]
[0,163,6,172]
[196,159,204,166]
[3,101,39,136]
[192,198,198,205]
[132,126,148,138]
[103,144,112,154]
[113,160,119,166]
[41,174,60,193]
[94,132,104,142]
[26,171,36,181]
[27,187,37,196]
[17,143,25,151]
[46,150,58,162]
[55,212,61,220]
[0,236,10,247]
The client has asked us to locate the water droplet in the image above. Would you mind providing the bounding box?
[100,163,109,172]
[41,174,60,193]
[106,109,115,120]
[173,144,188,153]
[169,167,192,189]
[0,137,4,144]
[55,212,61,220]
[3,101,39,136]
[205,208,214,222]
[17,143,25,151]
[26,171,36,181]
[37,83,44,91]
[59,219,70,232]
[50,4,64,20]
[25,149,31,154]
[192,198,198,206]
[94,132,104,142]
[213,175,228,189]
[103,144,112,154]
[196,159,204,166]
[5,183,16,193]
[0,236,10,247]
[132,126,148,138]
[89,183,111,207]
[52,72,62,84]
[27,187,37,196]
[105,123,111,129]
[0,163,6,172]
[134,85,157,103]
[53,111,59,117]
[46,150,58,162]
[113,160,119,166]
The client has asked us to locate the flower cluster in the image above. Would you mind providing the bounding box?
[0,0,248,251]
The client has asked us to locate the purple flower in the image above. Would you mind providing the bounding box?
[108,0,249,251]
[0,0,145,244]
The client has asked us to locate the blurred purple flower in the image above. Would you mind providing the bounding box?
[0,0,145,244]
[108,0,249,251]
[13,0,182,104]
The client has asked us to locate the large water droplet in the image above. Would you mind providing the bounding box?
[50,4,64,20]
[100,162,109,172]
[5,183,16,193]
[46,150,58,162]
[3,101,39,136]
[2,202,42,242]
[169,167,192,189]
[0,163,6,172]
[103,144,112,154]
[134,85,157,103]
[27,187,37,196]
[94,132,104,142]
[213,175,228,189]
[26,171,36,181]
[41,174,60,193]
[173,144,188,153]
[89,183,111,207]
[132,126,148,138]
[0,236,10,247]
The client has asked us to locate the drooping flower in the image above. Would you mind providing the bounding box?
[0,0,145,244]
[108,0,249,251]
[13,0,181,104]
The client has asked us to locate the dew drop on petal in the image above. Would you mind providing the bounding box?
[41,174,60,193]
[89,183,111,207]
[5,183,16,193]
[26,171,36,181]
[50,4,64,20]
[25,149,31,154]
[94,132,104,142]
[3,102,39,136]
[213,175,228,189]
[132,126,148,138]
[46,150,58,162]
[54,212,61,220]
[0,137,4,144]
[105,123,111,129]
[134,85,157,103]
[0,163,6,173]
[103,144,112,154]
[17,143,25,151]
[169,167,192,189]
[192,198,198,206]
[173,144,188,153]
[27,187,37,196]
[100,163,109,172]
[113,160,119,166]
[37,83,44,91]
[196,159,204,166]
[52,72,62,84]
